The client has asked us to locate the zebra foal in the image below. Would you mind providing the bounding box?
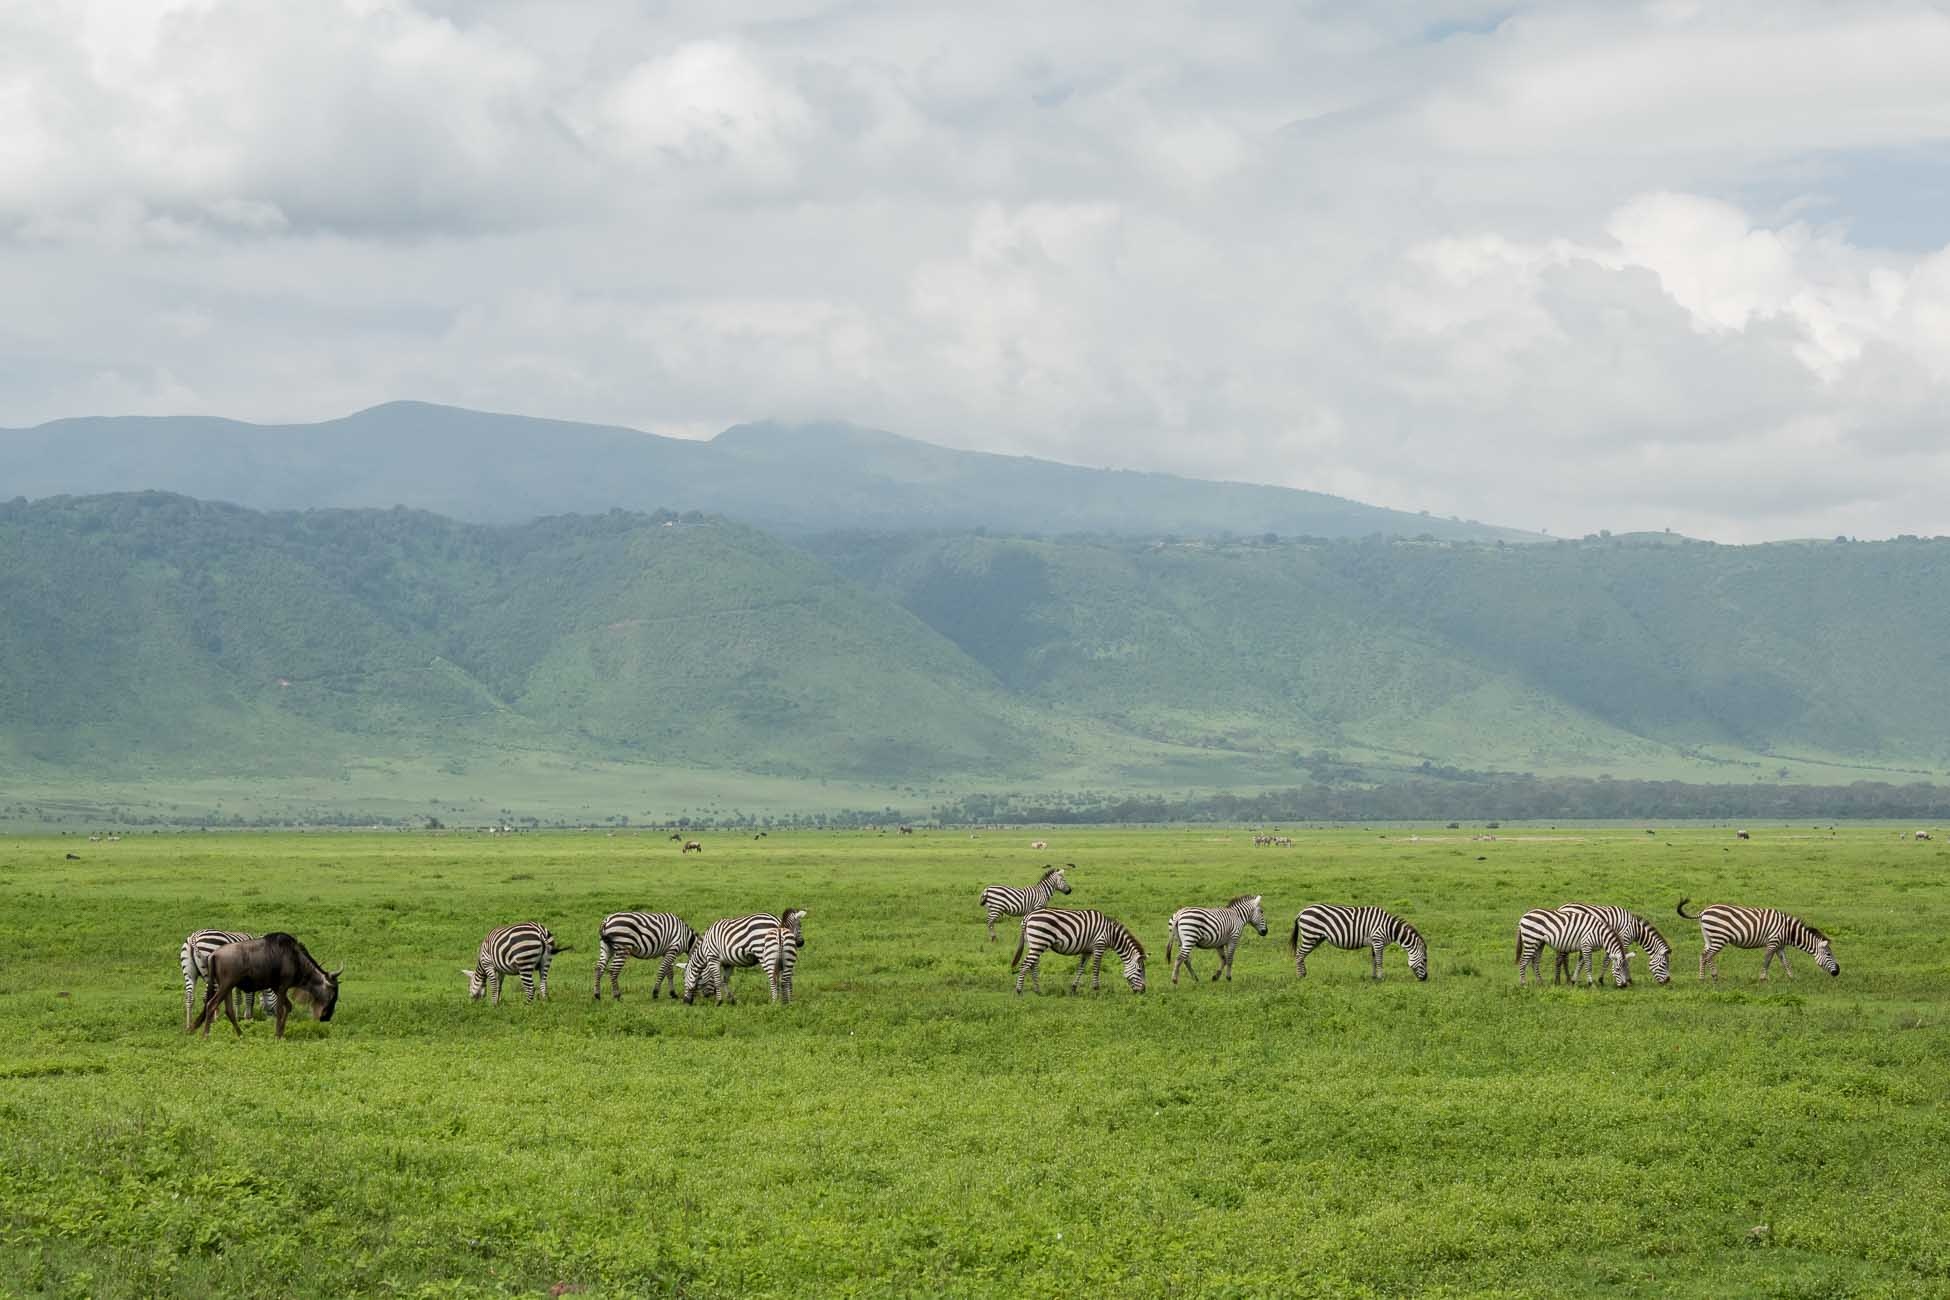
[463,923,569,1005]
[1517,908,1629,987]
[978,865,1072,942]
[180,930,276,1029]
[1012,908,1146,995]
[593,911,698,1000]
[1165,894,1266,985]
[1289,905,1429,981]
[1678,900,1838,981]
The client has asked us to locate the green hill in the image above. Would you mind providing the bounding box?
[5,495,1949,824]
[0,402,1534,542]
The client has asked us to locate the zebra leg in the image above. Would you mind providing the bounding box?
[1778,948,1794,980]
[1371,941,1386,980]
[492,972,505,1007]
[1093,946,1106,992]
[1215,941,1230,982]
[719,964,735,1006]
[987,914,998,943]
[654,952,676,998]
[1552,949,1570,985]
[1295,936,1318,979]
[1069,953,1091,994]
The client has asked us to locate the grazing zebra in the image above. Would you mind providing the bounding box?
[1012,908,1146,995]
[682,909,807,1005]
[1678,899,1839,980]
[978,865,1073,942]
[593,911,698,1000]
[1289,905,1429,981]
[180,930,276,1029]
[1552,904,1674,985]
[1517,908,1630,988]
[1165,894,1267,985]
[463,923,569,1005]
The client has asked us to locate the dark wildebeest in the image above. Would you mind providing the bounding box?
[683,840,703,853]
[190,933,341,1039]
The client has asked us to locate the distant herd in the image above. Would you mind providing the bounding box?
[176,849,1843,1038]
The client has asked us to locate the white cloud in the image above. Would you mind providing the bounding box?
[3,0,1950,541]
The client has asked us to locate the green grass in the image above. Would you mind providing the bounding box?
[1,826,1946,1297]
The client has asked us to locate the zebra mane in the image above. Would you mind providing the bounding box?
[1113,920,1146,959]
[1636,917,1671,952]
[1801,921,1828,942]
[1036,865,1065,885]
[1392,915,1426,950]
[1226,894,1259,909]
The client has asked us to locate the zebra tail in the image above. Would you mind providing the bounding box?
[1287,916,1300,955]
[1676,898,1697,920]
[1165,933,1176,964]
[1010,931,1025,971]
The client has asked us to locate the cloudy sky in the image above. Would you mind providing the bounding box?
[4,0,1949,541]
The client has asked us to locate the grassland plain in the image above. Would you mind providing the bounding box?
[0,827,1945,1299]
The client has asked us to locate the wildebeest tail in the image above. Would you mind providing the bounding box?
[1676,898,1698,920]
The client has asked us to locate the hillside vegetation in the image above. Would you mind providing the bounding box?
[0,401,1531,541]
[4,494,1949,813]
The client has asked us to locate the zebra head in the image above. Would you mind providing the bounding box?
[1806,927,1839,976]
[461,967,487,1000]
[1232,894,1267,937]
[1396,920,1430,981]
[1644,942,1673,985]
[1050,866,1074,895]
[1604,931,1632,987]
[1114,923,1147,993]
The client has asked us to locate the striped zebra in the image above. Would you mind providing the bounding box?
[1678,899,1839,981]
[593,912,698,1000]
[180,930,276,1029]
[1164,894,1267,985]
[1552,904,1673,985]
[1517,908,1630,988]
[1289,905,1429,981]
[682,909,807,1005]
[1012,908,1146,995]
[462,923,569,1005]
[978,865,1073,942]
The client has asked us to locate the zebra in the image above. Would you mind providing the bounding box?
[1289,905,1429,981]
[1678,899,1839,980]
[1552,904,1673,985]
[462,923,569,1005]
[1012,908,1146,995]
[593,911,698,1000]
[682,909,806,1005]
[1517,908,1630,988]
[1164,894,1267,985]
[978,864,1072,942]
[180,930,276,1029]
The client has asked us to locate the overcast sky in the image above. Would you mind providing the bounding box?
[4,1,1949,541]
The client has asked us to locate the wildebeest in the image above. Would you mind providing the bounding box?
[1030,839,1047,850]
[1916,830,1933,841]
[189,933,341,1039]
[1736,829,1751,840]
[682,840,703,853]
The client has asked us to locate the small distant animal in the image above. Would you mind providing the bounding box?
[1736,830,1751,840]
[682,840,703,853]
[978,865,1073,942]
[190,933,341,1038]
[1916,831,1933,841]
[65,852,80,860]
[1030,840,1047,850]
[669,833,683,842]
[898,825,913,835]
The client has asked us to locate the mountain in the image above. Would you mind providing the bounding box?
[810,530,1950,779]
[4,494,1948,822]
[0,401,1534,543]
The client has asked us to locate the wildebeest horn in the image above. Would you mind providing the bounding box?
[331,968,344,979]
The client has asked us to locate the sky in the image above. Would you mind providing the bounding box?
[3,1,1949,543]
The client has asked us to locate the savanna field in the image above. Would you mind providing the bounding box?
[1,826,1946,1299]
